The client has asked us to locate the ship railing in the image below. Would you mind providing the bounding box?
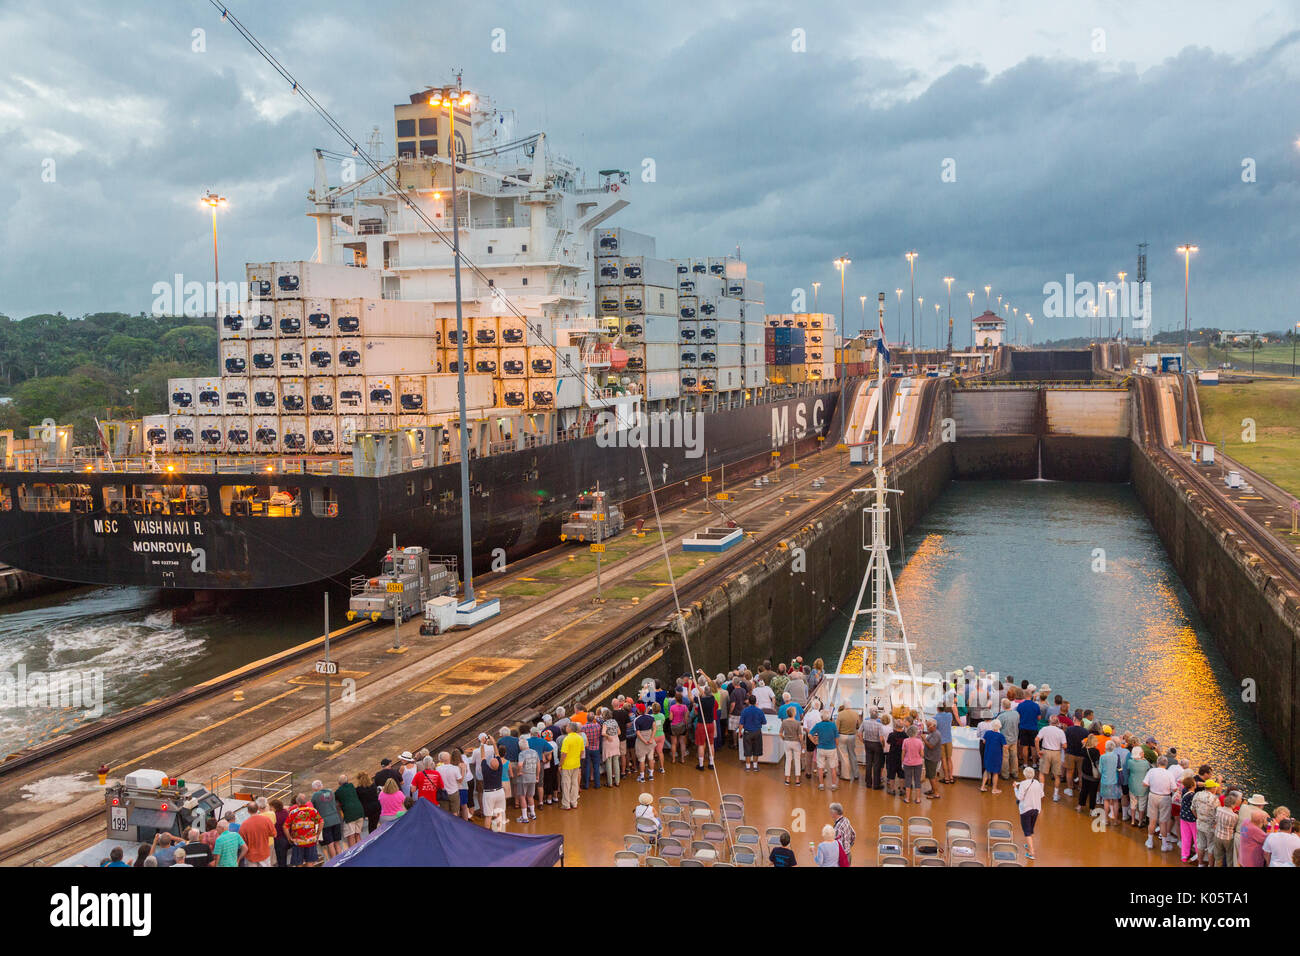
[208,766,295,805]
[1,456,357,476]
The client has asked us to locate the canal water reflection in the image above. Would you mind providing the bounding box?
[808,480,1298,807]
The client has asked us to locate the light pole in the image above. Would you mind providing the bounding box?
[1011,306,1018,345]
[1176,244,1198,448]
[1117,271,1127,342]
[1026,314,1033,346]
[200,191,226,314]
[934,302,942,356]
[905,251,918,357]
[430,82,479,604]
[812,281,821,312]
[895,289,903,348]
[1106,288,1115,340]
[917,296,924,354]
[943,276,954,355]
[859,294,867,337]
[834,256,850,442]
[984,285,991,310]
[966,291,974,351]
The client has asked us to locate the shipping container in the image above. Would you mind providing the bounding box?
[623,343,678,373]
[620,257,677,289]
[678,347,698,367]
[273,260,381,301]
[644,371,680,401]
[426,373,494,413]
[714,296,741,321]
[276,337,306,374]
[743,365,765,388]
[220,306,246,335]
[499,315,527,345]
[598,289,622,317]
[555,376,583,408]
[334,298,361,334]
[251,376,279,411]
[621,283,677,317]
[304,297,332,336]
[623,314,676,344]
[306,338,334,372]
[699,344,742,367]
[309,415,338,454]
[496,377,528,409]
[337,375,365,412]
[594,227,655,258]
[250,340,276,373]
[707,256,740,278]
[246,262,274,300]
[524,316,556,348]
[308,377,336,413]
[697,294,720,318]
[349,298,438,337]
[366,376,394,412]
[225,415,252,453]
[445,320,469,347]
[596,256,621,285]
[397,414,428,430]
[447,356,468,374]
[678,274,724,298]
[168,378,196,415]
[279,377,307,414]
[471,347,499,375]
[196,378,221,413]
[396,374,427,413]
[365,413,394,432]
[528,378,557,409]
[143,414,170,452]
[679,296,698,320]
[280,415,308,454]
[679,320,700,343]
[370,336,441,374]
[170,414,197,451]
[275,300,304,336]
[338,415,361,448]
[527,347,555,376]
[247,307,276,338]
[198,415,223,452]
[223,376,251,412]
[471,316,498,345]
[679,368,700,392]
[724,277,764,301]
[499,346,527,377]
[333,336,361,371]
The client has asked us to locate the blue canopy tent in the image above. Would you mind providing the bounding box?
[325,799,564,867]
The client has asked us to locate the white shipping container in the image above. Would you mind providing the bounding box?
[170,414,197,451]
[223,376,251,412]
[744,365,765,388]
[198,415,223,451]
[498,315,527,346]
[396,374,427,413]
[279,377,306,414]
[527,377,557,409]
[309,415,338,453]
[679,320,700,343]
[524,316,556,348]
[168,378,196,414]
[334,298,361,335]
[678,346,698,366]
[624,314,677,344]
[499,346,527,377]
[620,257,677,289]
[273,260,381,301]
[679,296,699,320]
[220,306,247,337]
[625,344,678,373]
[471,347,499,376]
[196,378,221,414]
[143,414,170,451]
[496,377,528,409]
[336,337,363,372]
[595,227,655,258]
[726,278,763,301]
[397,414,428,430]
[357,298,437,337]
[702,320,743,345]
[365,376,394,412]
[555,376,583,408]
[707,257,738,278]
[471,316,498,346]
[621,284,677,317]
[274,300,303,336]
[250,376,279,412]
[596,256,621,286]
[308,377,336,413]
[249,340,276,374]
[699,344,742,367]
[696,294,720,318]
[280,415,307,454]
[304,298,333,336]
[426,373,494,413]
[225,415,253,453]
[360,336,439,374]
[715,367,743,391]
[679,368,702,392]
[365,413,394,432]
[307,338,335,372]
[714,296,742,321]
[247,305,276,338]
[597,288,622,318]
[246,262,275,300]
[678,274,724,298]
[338,415,361,448]
[337,375,365,411]
[276,337,306,374]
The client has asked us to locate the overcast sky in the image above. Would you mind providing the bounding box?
[3,0,1300,344]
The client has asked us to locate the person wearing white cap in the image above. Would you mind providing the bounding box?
[1015,766,1044,861]
[400,752,418,799]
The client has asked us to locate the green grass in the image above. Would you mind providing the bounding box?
[1192,344,1300,374]
[499,579,562,597]
[632,553,711,582]
[1197,378,1300,497]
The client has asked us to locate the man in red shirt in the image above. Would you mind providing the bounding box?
[411,756,443,806]
[237,801,277,867]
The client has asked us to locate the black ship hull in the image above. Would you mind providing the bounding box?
[0,390,841,590]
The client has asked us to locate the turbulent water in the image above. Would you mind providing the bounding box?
[808,480,1299,807]
[0,586,323,754]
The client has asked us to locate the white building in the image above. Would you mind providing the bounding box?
[972,310,1006,348]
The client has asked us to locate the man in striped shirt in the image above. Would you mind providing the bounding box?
[830,802,856,865]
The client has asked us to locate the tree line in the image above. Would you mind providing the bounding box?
[0,312,218,445]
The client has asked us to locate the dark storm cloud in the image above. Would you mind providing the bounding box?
[2,0,1299,343]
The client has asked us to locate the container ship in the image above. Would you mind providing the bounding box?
[0,88,865,590]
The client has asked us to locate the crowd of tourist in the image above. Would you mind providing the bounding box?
[104,656,1299,868]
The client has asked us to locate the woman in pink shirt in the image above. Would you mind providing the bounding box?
[901,725,926,805]
[668,695,690,764]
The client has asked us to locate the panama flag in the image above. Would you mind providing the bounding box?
[876,310,891,363]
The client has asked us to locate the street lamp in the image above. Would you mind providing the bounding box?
[943,277,954,355]
[1176,244,1198,448]
[812,281,821,312]
[984,285,991,310]
[1011,306,1018,345]
[966,291,975,350]
[1106,288,1115,340]
[200,191,226,314]
[895,289,903,348]
[905,251,918,358]
[917,296,924,353]
[834,256,851,442]
[430,81,479,603]
[1117,271,1127,342]
[1026,314,1034,346]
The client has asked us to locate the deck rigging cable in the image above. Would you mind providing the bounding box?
[207,1,740,848]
